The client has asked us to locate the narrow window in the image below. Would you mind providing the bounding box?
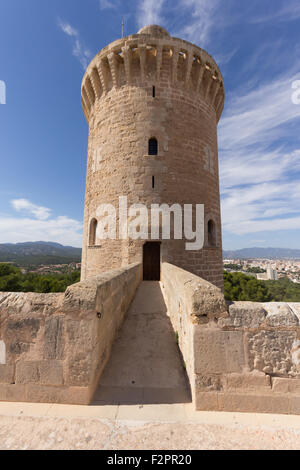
[208,219,216,247]
[152,176,155,188]
[149,137,158,155]
[152,86,156,98]
[89,218,97,246]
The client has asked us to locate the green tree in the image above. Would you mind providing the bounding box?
[0,263,81,293]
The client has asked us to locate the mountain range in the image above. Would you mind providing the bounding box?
[223,247,300,259]
[0,242,82,266]
[1,242,300,265]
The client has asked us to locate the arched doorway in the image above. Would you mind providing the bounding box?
[143,242,161,280]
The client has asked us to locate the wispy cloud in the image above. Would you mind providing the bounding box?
[0,199,82,246]
[219,70,300,159]
[99,0,118,9]
[214,48,238,66]
[176,0,222,47]
[58,19,92,69]
[219,62,300,236]
[251,0,300,24]
[137,0,165,29]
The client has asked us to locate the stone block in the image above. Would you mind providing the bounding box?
[44,316,64,360]
[272,377,300,394]
[195,391,219,411]
[219,302,267,328]
[0,383,26,402]
[26,384,91,405]
[66,319,96,349]
[39,361,64,386]
[4,318,40,343]
[67,352,93,387]
[194,327,245,375]
[16,361,39,384]
[218,392,291,414]
[289,396,300,415]
[264,303,298,327]
[225,371,271,391]
[0,365,14,384]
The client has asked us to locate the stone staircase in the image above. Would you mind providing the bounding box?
[92,282,191,405]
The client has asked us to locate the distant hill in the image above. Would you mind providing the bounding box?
[223,247,300,260]
[0,242,82,266]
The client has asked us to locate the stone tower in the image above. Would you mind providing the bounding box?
[80,25,225,289]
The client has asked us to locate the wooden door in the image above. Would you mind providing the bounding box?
[143,242,161,280]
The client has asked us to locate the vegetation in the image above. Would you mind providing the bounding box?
[0,263,80,293]
[224,263,243,271]
[224,264,266,273]
[224,271,300,302]
[246,267,266,274]
[0,254,81,267]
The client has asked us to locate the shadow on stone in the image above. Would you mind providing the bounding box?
[91,282,192,405]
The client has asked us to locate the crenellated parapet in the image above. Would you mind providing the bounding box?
[81,25,225,123]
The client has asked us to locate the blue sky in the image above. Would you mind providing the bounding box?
[1,0,300,249]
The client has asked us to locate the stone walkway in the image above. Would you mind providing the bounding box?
[93,282,191,405]
[2,281,300,450]
[1,402,300,449]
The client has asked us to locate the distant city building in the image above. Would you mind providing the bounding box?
[256,266,278,281]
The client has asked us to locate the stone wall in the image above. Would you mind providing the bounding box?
[161,262,300,415]
[0,263,142,405]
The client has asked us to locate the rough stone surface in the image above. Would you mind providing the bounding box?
[247,330,297,376]
[264,303,299,327]
[219,302,267,328]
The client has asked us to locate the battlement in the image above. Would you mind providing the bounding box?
[81,25,225,123]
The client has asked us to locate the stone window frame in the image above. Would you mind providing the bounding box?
[148,137,158,156]
[204,213,219,248]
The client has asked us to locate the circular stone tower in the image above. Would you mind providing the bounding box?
[80,25,225,289]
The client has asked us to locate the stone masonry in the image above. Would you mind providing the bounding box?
[0,264,141,404]
[80,25,225,289]
[161,263,300,414]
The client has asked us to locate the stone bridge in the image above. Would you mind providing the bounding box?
[1,262,300,414]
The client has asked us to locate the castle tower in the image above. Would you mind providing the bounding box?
[80,25,225,289]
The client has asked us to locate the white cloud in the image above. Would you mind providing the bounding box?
[137,0,165,29]
[11,199,51,221]
[99,0,118,9]
[0,199,82,247]
[58,19,92,69]
[219,73,300,152]
[176,0,222,47]
[218,60,300,237]
[58,20,78,37]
